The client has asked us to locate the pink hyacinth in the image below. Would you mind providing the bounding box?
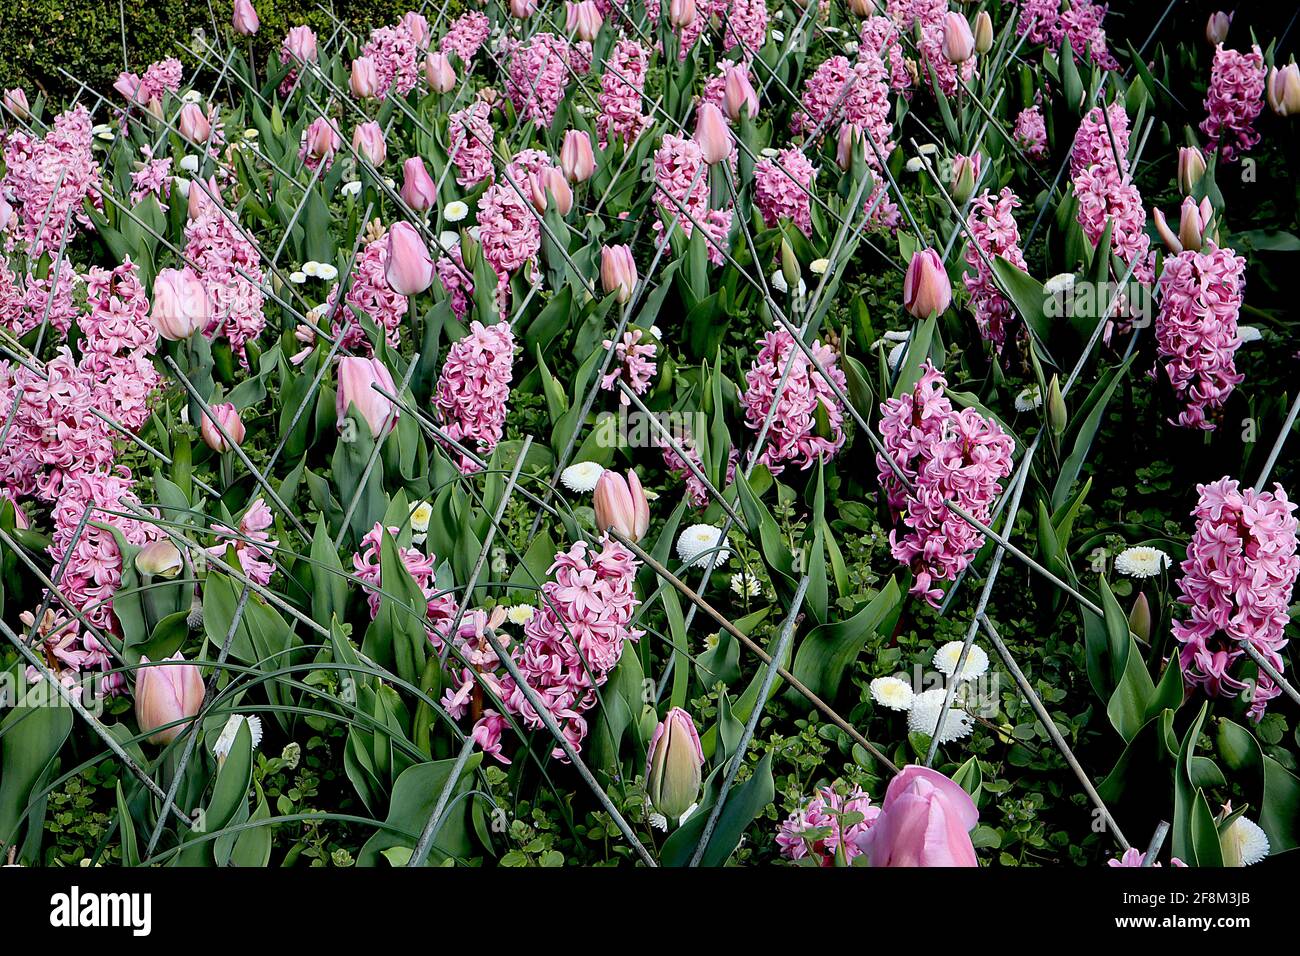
[889,0,975,97]
[434,320,515,472]
[183,183,267,365]
[1069,102,1131,180]
[644,0,724,59]
[1173,478,1298,721]
[790,53,893,150]
[1155,243,1246,431]
[1201,45,1265,162]
[114,58,183,111]
[209,498,279,587]
[600,328,657,404]
[506,33,571,127]
[1070,103,1153,285]
[651,133,732,265]
[362,23,421,100]
[740,329,848,476]
[439,11,490,63]
[659,435,739,509]
[860,16,911,92]
[721,0,769,60]
[597,39,650,149]
[0,105,102,256]
[876,361,1015,606]
[129,146,174,209]
[0,257,79,339]
[477,180,541,277]
[1013,105,1048,160]
[323,236,408,353]
[1015,0,1117,69]
[352,522,459,632]
[448,101,495,189]
[963,187,1029,352]
[79,258,161,430]
[754,148,816,236]
[776,785,880,865]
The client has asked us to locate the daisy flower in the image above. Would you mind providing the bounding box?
[444,200,469,222]
[933,641,990,681]
[870,676,915,711]
[730,572,762,597]
[1222,815,1269,867]
[560,461,604,493]
[1114,546,1170,578]
[677,524,729,568]
[906,688,974,743]
[1015,385,1042,412]
[213,714,264,761]
[506,604,535,625]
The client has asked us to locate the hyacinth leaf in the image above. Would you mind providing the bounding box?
[735,470,796,603]
[586,649,646,778]
[175,718,252,867]
[0,678,73,858]
[990,256,1053,350]
[357,754,482,867]
[790,576,901,702]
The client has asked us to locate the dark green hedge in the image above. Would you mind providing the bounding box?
[1,1,464,103]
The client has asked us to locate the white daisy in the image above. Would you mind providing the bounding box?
[769,270,806,297]
[437,230,460,253]
[1237,325,1262,344]
[289,271,307,285]
[702,632,720,652]
[444,200,469,222]
[760,147,780,158]
[648,812,668,831]
[906,688,974,743]
[918,143,939,156]
[302,260,321,278]
[559,461,604,493]
[382,177,396,190]
[905,157,926,173]
[242,128,259,140]
[1114,546,1170,578]
[507,604,535,626]
[730,572,762,597]
[810,258,831,276]
[213,714,264,761]
[843,40,859,54]
[1043,272,1076,296]
[649,325,663,340]
[1014,385,1042,412]
[1222,815,1269,866]
[316,263,338,281]
[179,155,200,173]
[409,500,432,540]
[870,676,915,711]
[933,641,990,681]
[341,180,362,198]
[887,340,907,371]
[677,524,729,568]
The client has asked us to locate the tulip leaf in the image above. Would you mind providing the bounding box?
[791,576,901,701]
[356,754,482,866]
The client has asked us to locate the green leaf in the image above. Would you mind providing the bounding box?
[791,577,901,700]
[356,755,482,866]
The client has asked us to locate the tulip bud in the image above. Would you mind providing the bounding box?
[942,13,975,64]
[232,0,260,36]
[401,11,431,48]
[903,248,951,318]
[1128,591,1151,643]
[400,156,437,212]
[284,25,318,64]
[151,267,210,340]
[135,653,204,745]
[350,56,381,99]
[780,237,800,291]
[200,401,245,454]
[385,221,434,296]
[352,121,387,166]
[2,88,30,121]
[593,469,650,542]
[135,540,183,579]
[178,102,211,144]
[529,168,574,216]
[601,244,636,303]
[1205,11,1230,46]
[867,765,979,867]
[950,153,980,204]
[187,176,220,221]
[1153,207,1181,255]
[303,117,340,165]
[846,0,877,15]
[1177,146,1206,195]
[836,123,864,171]
[566,0,604,42]
[973,11,993,54]
[669,0,696,28]
[694,102,731,165]
[560,129,597,183]
[1178,196,1211,252]
[1047,374,1066,435]
[336,357,399,437]
[425,51,457,94]
[645,708,704,821]
[510,0,537,17]
[1267,63,1300,117]
[723,66,759,122]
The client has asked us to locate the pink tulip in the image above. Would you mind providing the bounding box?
[284,25,318,63]
[337,357,399,437]
[942,13,975,63]
[600,244,637,304]
[865,766,979,867]
[903,248,952,318]
[1267,63,1300,117]
[668,0,696,28]
[350,56,381,99]
[694,102,731,165]
[723,66,759,122]
[846,0,877,14]
[561,130,597,183]
[135,654,204,745]
[187,176,220,221]
[401,11,432,48]
[2,88,30,121]
[645,708,703,820]
[200,402,245,453]
[134,540,183,578]
[400,156,438,212]
[232,0,260,36]
[950,152,981,204]
[1155,196,1213,254]
[425,51,457,93]
[510,0,538,16]
[566,0,603,42]
[593,469,650,542]
[529,168,574,216]
[352,121,387,166]
[0,195,12,234]
[1205,11,1230,46]
[113,73,142,105]
[1177,146,1206,195]
[178,102,211,144]
[836,122,863,170]
[151,267,210,340]
[384,221,434,296]
[304,117,340,165]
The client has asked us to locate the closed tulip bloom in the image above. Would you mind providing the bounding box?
[232,0,260,36]
[200,402,245,453]
[561,130,597,183]
[426,52,457,93]
[2,88,30,121]
[836,123,864,170]
[669,0,696,28]
[593,469,650,542]
[865,765,979,867]
[950,153,981,204]
[942,13,975,63]
[566,0,604,41]
[151,267,210,340]
[601,244,636,303]
[847,0,877,14]
[135,540,183,578]
[178,102,211,144]
[903,248,951,318]
[1129,591,1152,643]
[400,156,438,212]
[645,708,704,821]
[350,56,381,99]
[973,11,993,54]
[385,221,434,296]
[1205,11,1230,46]
[723,66,759,122]
[1267,63,1300,116]
[352,121,387,166]
[337,357,399,436]
[1177,146,1206,195]
[1179,196,1213,252]
[114,73,142,105]
[284,25,318,63]
[135,654,205,745]
[304,117,340,164]
[694,102,731,164]
[529,168,574,216]
[510,0,537,16]
[187,176,220,221]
